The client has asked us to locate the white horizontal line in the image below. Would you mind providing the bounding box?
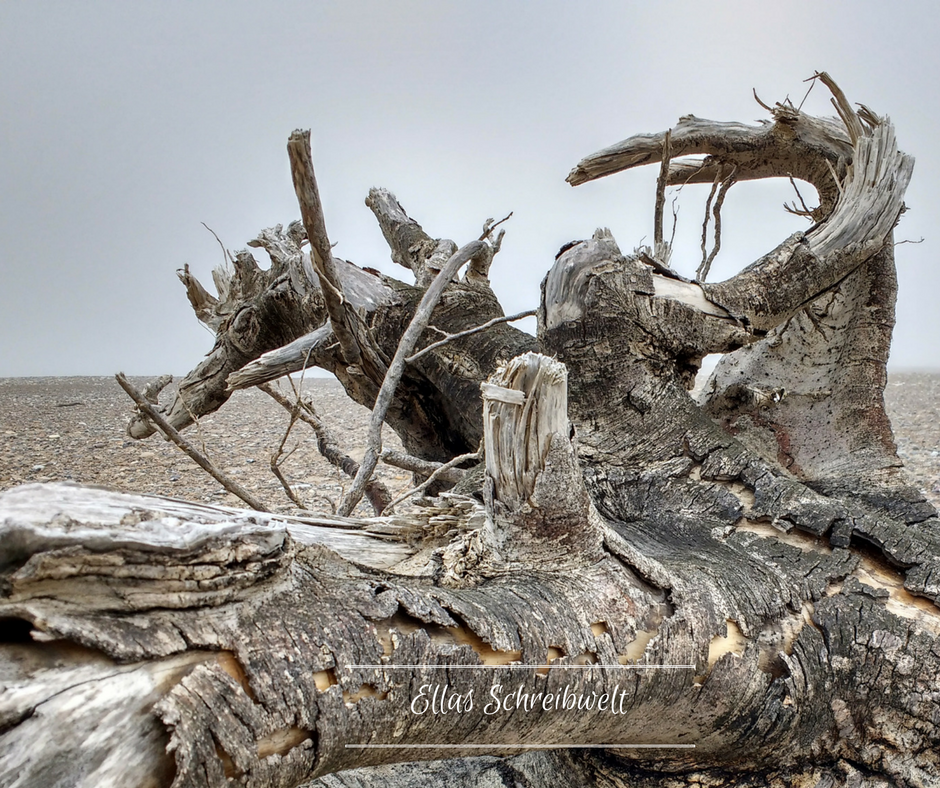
[346,664,695,670]
[345,744,695,749]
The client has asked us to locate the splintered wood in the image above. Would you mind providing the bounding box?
[482,353,569,511]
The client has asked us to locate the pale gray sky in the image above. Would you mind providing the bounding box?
[2,1,938,375]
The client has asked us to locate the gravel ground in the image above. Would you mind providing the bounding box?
[0,376,413,517]
[1,374,938,513]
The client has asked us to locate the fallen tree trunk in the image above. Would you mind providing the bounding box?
[4,357,940,785]
[3,74,940,787]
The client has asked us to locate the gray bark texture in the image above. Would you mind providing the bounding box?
[2,74,939,788]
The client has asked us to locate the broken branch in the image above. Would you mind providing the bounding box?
[653,128,672,261]
[141,374,173,404]
[339,239,487,516]
[365,188,438,285]
[406,309,537,364]
[811,70,864,144]
[115,373,270,512]
[384,445,482,511]
[379,449,467,484]
[287,129,361,366]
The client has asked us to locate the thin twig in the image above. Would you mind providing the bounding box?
[380,449,466,484]
[407,309,537,364]
[669,196,680,249]
[789,175,813,215]
[115,373,269,512]
[752,88,774,113]
[783,203,813,219]
[338,239,487,516]
[384,445,482,511]
[784,174,816,220]
[201,222,235,267]
[796,78,816,112]
[697,168,736,282]
[269,402,307,509]
[286,341,316,403]
[699,167,722,275]
[259,382,390,515]
[479,212,513,240]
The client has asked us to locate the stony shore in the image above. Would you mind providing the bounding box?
[1,374,938,515]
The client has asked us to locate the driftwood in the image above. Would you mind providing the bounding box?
[3,74,940,787]
[117,373,271,512]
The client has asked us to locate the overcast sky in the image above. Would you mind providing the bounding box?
[2,1,938,376]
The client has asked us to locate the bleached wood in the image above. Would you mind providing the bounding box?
[288,130,362,367]
[0,482,414,571]
[568,109,854,217]
[226,325,333,391]
[0,643,200,787]
[651,274,731,317]
[481,353,603,564]
[807,120,912,256]
[483,354,569,511]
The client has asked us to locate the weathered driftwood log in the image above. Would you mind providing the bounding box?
[546,80,930,543]
[4,353,940,787]
[8,74,940,787]
[4,356,660,784]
